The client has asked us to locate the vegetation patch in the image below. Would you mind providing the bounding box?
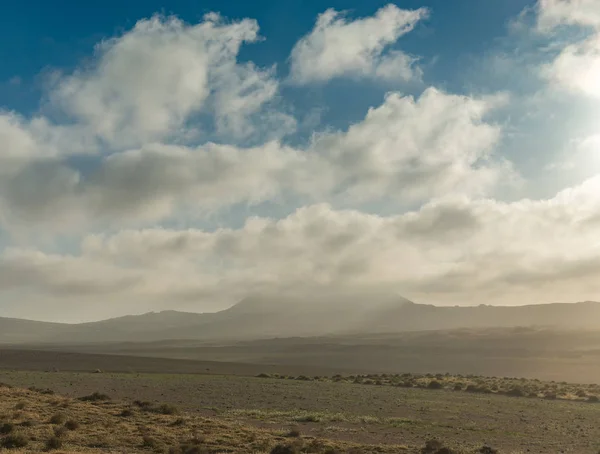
[257,371,600,403]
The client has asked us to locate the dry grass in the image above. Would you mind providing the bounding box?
[0,383,421,453]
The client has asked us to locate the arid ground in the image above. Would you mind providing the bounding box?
[2,350,600,453]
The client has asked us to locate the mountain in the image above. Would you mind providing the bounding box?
[2,295,600,345]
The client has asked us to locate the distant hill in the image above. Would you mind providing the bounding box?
[2,294,600,345]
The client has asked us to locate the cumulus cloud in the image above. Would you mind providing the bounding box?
[289,4,428,84]
[0,87,509,232]
[310,88,510,202]
[48,14,289,147]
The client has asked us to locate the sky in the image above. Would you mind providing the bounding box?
[1,0,600,322]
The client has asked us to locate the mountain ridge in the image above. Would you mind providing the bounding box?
[2,298,600,345]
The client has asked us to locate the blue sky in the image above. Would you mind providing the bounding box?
[1,0,600,322]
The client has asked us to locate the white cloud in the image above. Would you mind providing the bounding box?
[545,134,600,171]
[0,88,509,233]
[542,33,600,98]
[537,0,600,31]
[289,4,428,84]
[310,88,511,202]
[48,14,285,147]
[536,0,600,98]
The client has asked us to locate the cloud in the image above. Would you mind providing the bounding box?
[3,175,600,320]
[310,88,511,202]
[0,141,304,231]
[542,33,600,98]
[48,14,286,147]
[289,4,428,84]
[536,0,600,98]
[0,88,509,233]
[537,0,600,31]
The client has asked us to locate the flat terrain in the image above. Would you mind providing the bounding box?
[15,327,600,383]
[0,349,357,377]
[2,369,600,453]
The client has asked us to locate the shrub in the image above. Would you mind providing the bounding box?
[49,413,67,425]
[134,400,153,409]
[46,435,63,450]
[506,387,524,397]
[156,404,179,415]
[257,373,271,378]
[79,392,110,402]
[421,439,444,453]
[169,437,209,454]
[271,444,301,454]
[142,435,161,449]
[465,384,484,393]
[588,395,599,403]
[576,389,588,398]
[120,408,134,417]
[14,401,26,410]
[65,419,80,430]
[53,426,68,438]
[0,422,14,434]
[1,433,29,449]
[29,386,55,395]
[428,380,443,390]
[453,383,463,391]
[479,446,498,454]
[294,414,320,422]
[286,428,301,437]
